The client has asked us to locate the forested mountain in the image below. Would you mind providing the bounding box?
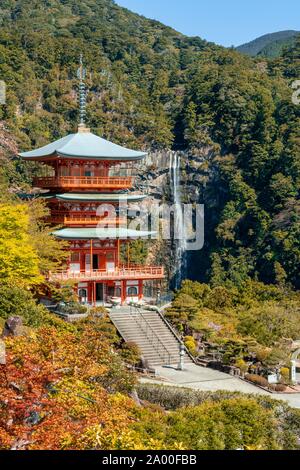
[237,30,299,57]
[0,0,299,289]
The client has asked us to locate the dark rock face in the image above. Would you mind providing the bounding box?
[2,316,24,338]
[135,147,217,285]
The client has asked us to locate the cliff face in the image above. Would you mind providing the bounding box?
[137,147,215,201]
[134,146,218,285]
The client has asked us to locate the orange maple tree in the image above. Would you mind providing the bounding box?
[0,325,137,450]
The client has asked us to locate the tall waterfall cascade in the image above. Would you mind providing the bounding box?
[169,152,187,289]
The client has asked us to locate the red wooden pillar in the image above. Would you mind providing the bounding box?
[93,281,96,306]
[138,280,143,300]
[80,252,85,272]
[90,240,93,273]
[88,282,92,304]
[121,280,126,305]
[117,239,120,268]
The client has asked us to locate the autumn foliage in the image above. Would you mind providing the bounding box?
[0,324,136,450]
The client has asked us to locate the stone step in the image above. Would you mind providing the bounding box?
[109,308,194,367]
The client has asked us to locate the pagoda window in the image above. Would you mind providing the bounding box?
[84,164,94,177]
[71,253,80,262]
[106,252,115,272]
[85,254,91,272]
[128,286,138,296]
[78,288,88,302]
[70,252,80,273]
[93,254,99,270]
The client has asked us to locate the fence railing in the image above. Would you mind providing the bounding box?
[49,215,126,226]
[34,176,133,188]
[49,266,165,282]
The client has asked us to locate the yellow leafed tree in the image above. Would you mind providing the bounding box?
[0,203,43,287]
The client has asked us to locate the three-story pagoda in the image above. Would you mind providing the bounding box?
[19,122,164,305]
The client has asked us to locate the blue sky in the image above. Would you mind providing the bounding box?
[116,0,299,47]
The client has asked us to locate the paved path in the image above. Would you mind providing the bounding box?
[140,363,300,408]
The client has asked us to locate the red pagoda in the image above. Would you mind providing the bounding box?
[19,61,164,305]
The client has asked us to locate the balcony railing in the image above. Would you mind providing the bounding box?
[49,215,127,226]
[33,176,133,190]
[49,266,165,282]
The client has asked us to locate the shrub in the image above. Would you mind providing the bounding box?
[245,374,269,388]
[234,358,248,374]
[133,396,289,450]
[120,342,141,366]
[89,306,108,316]
[76,313,119,345]
[280,367,290,381]
[274,384,287,392]
[59,302,88,315]
[184,336,197,356]
[0,284,74,331]
[137,384,249,410]
[163,398,280,450]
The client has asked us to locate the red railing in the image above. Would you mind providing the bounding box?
[48,215,127,226]
[49,266,165,282]
[34,176,133,189]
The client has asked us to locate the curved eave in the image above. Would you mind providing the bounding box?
[18,131,147,162]
[18,152,146,162]
[40,193,147,203]
[56,151,146,161]
[52,228,156,240]
[18,152,57,161]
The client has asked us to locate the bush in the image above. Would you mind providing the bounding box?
[184,335,197,356]
[164,398,280,450]
[76,313,120,345]
[280,367,290,381]
[133,396,294,450]
[137,383,250,410]
[89,306,108,316]
[245,374,269,388]
[59,302,88,315]
[0,284,74,331]
[274,384,287,392]
[235,358,248,374]
[120,342,141,366]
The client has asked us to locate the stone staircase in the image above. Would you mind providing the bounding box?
[109,307,194,367]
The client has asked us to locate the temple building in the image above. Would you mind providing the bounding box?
[19,59,165,305]
[19,124,165,305]
[19,54,165,306]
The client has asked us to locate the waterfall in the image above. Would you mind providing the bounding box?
[169,152,187,289]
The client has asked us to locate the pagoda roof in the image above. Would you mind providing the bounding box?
[18,131,146,161]
[42,193,146,203]
[52,227,156,240]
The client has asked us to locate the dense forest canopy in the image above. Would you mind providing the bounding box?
[0,0,299,289]
[236,30,299,58]
[0,0,300,452]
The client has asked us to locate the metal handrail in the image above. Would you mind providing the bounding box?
[156,308,196,364]
[129,305,171,365]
